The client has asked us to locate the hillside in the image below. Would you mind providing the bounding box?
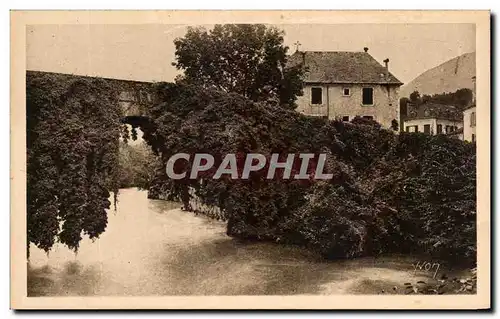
[400,52,476,98]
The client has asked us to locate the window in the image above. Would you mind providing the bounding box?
[414,125,419,133]
[437,124,442,134]
[472,134,476,142]
[445,125,450,133]
[424,124,431,134]
[362,115,374,120]
[406,126,410,132]
[343,88,351,96]
[311,87,322,105]
[450,126,455,132]
[342,116,349,122]
[470,112,476,127]
[362,87,374,105]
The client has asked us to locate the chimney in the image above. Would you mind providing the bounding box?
[472,76,476,105]
[363,47,369,53]
[383,58,390,79]
[301,51,306,66]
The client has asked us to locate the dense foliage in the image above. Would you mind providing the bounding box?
[173,24,306,108]
[141,83,476,265]
[27,73,123,253]
[117,140,160,190]
[370,133,476,263]
[26,71,476,266]
[401,88,473,112]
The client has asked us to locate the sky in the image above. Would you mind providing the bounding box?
[27,23,475,85]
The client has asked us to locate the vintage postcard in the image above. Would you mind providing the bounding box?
[11,10,490,309]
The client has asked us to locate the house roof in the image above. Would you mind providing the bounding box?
[406,102,463,121]
[287,50,403,85]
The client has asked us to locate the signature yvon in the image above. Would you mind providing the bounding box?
[412,261,440,279]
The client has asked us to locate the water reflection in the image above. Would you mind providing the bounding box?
[28,188,430,296]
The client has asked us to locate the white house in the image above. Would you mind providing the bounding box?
[403,102,463,136]
[287,47,403,129]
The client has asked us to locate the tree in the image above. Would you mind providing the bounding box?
[117,141,161,189]
[427,88,472,111]
[409,91,421,105]
[404,88,473,111]
[172,24,305,108]
[422,94,432,104]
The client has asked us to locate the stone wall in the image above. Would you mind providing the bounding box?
[187,187,227,221]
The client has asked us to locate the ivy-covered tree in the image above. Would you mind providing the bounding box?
[172,24,306,108]
[27,72,123,253]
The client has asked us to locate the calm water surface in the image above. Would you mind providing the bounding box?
[28,188,428,296]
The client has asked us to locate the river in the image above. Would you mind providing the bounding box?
[28,188,432,296]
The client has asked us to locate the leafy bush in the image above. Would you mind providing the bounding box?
[370,133,476,264]
[141,83,476,265]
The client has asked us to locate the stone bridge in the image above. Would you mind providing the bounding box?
[27,70,159,120]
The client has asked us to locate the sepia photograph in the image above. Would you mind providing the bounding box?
[10,10,490,309]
